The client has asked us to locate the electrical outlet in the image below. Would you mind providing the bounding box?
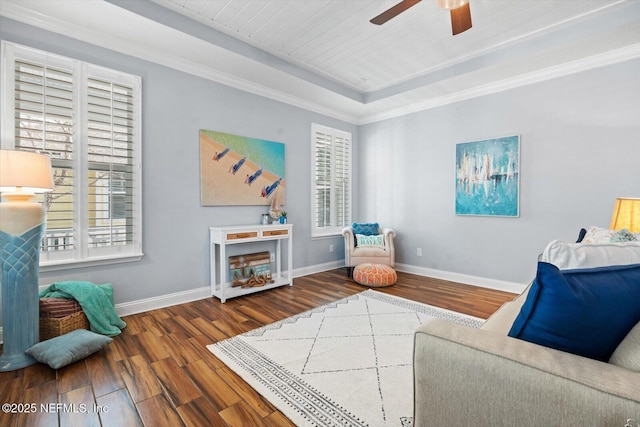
[270,253,275,262]
[329,244,334,253]
[417,248,422,256]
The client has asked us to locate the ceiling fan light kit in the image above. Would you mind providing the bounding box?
[371,0,473,35]
[436,0,469,10]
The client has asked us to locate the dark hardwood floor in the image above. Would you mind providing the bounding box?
[0,268,516,427]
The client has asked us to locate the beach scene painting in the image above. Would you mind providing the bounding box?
[455,135,520,217]
[200,129,285,206]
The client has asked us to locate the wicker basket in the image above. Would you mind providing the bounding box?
[39,310,90,341]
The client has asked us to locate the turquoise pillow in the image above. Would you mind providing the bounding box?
[352,222,379,236]
[26,329,112,369]
[508,262,640,361]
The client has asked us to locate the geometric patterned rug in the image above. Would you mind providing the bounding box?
[208,290,483,427]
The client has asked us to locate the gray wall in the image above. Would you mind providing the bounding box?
[1,17,355,304]
[359,58,640,284]
[2,16,639,306]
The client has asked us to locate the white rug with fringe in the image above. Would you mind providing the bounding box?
[208,290,483,427]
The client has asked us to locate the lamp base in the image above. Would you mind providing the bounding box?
[0,214,44,371]
[0,352,37,372]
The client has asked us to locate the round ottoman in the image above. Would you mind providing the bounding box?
[353,263,397,287]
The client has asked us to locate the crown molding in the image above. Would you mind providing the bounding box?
[358,43,640,125]
[0,1,362,124]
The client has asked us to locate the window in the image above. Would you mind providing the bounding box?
[1,42,142,269]
[311,123,352,237]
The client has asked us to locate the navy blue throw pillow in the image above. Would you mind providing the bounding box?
[508,262,640,362]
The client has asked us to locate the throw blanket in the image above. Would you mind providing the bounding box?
[39,281,126,336]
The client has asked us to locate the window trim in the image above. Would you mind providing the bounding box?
[1,41,143,271]
[310,123,352,238]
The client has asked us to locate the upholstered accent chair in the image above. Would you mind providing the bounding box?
[342,223,396,276]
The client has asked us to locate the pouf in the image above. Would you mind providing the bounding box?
[353,263,397,287]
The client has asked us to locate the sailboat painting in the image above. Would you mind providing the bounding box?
[200,129,285,206]
[455,135,520,217]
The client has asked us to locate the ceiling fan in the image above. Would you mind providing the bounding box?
[370,0,472,35]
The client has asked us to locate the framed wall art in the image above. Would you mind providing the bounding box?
[200,129,286,206]
[455,135,520,217]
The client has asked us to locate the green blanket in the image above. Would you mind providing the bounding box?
[40,281,126,336]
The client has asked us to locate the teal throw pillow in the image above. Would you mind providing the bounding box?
[508,262,640,362]
[352,222,379,236]
[26,329,112,369]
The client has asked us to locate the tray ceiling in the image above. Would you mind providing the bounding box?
[1,0,639,124]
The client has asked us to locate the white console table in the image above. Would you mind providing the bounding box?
[209,224,293,303]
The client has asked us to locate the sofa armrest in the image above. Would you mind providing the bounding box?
[414,319,640,426]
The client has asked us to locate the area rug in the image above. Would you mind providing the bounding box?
[207,290,483,427]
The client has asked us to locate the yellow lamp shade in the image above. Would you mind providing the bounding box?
[610,198,640,233]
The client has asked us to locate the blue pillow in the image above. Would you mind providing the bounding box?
[508,262,640,362]
[352,222,379,236]
[26,329,112,369]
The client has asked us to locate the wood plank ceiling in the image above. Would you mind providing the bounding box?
[149,0,625,93]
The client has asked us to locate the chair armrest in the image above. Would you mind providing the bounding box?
[414,319,640,426]
[382,228,395,266]
[342,227,355,266]
[342,227,355,247]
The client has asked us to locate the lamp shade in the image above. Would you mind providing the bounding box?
[0,150,54,196]
[610,197,640,233]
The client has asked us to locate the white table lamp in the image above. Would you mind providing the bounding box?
[0,149,54,371]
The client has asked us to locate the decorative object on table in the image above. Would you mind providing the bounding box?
[200,129,285,206]
[229,251,272,288]
[208,290,482,427]
[39,281,126,336]
[39,298,90,341]
[261,213,270,225]
[455,135,520,217]
[0,149,54,371]
[279,211,287,224]
[269,198,284,220]
[353,263,398,287]
[610,197,640,232]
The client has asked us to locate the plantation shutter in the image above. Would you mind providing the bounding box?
[87,77,135,248]
[311,124,352,237]
[14,58,76,252]
[3,42,142,268]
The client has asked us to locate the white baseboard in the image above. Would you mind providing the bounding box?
[114,287,211,317]
[395,263,527,295]
[0,261,523,343]
[292,260,345,278]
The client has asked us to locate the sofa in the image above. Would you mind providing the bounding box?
[342,223,395,276]
[413,229,640,426]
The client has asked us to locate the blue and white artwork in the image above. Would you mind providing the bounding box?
[455,135,520,217]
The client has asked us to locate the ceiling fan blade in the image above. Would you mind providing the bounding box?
[450,2,472,35]
[370,0,422,25]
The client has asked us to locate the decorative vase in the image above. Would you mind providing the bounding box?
[279,216,286,224]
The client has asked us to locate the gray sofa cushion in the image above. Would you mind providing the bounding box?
[610,320,640,372]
